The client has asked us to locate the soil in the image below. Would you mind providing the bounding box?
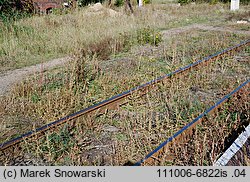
[0,57,72,96]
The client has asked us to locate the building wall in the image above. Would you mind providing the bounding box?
[33,0,65,13]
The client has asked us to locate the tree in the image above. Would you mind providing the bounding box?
[0,0,34,21]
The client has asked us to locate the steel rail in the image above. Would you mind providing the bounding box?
[0,39,249,152]
[134,79,250,166]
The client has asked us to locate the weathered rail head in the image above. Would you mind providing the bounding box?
[134,79,249,166]
[0,39,249,163]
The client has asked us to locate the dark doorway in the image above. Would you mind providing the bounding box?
[46,7,53,14]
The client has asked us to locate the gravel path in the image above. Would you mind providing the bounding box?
[0,24,249,96]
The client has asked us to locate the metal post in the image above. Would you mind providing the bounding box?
[230,0,240,11]
[139,0,143,7]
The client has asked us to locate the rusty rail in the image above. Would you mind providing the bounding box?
[134,79,250,165]
[0,39,249,154]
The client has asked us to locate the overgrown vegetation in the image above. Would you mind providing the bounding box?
[136,27,162,46]
[0,27,249,165]
[115,0,124,7]
[0,2,249,166]
[167,91,249,166]
[0,0,34,22]
[1,46,249,165]
[2,3,249,72]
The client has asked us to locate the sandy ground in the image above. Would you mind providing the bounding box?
[0,24,249,96]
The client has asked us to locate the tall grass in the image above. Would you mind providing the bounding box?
[0,28,249,165]
[1,30,247,139]
[1,3,249,72]
[0,2,250,165]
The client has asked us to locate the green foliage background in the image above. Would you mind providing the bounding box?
[0,0,33,21]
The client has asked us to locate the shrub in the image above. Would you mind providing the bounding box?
[178,0,191,5]
[136,27,162,46]
[0,0,34,22]
[143,0,151,4]
[115,0,124,7]
[209,0,218,5]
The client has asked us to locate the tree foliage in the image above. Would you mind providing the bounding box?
[0,0,34,21]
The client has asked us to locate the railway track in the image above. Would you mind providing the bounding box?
[0,39,249,164]
[134,79,249,165]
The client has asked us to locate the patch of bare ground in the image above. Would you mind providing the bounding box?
[162,24,250,38]
[0,57,72,96]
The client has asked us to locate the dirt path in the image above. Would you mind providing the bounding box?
[0,24,249,96]
[0,57,72,96]
[162,24,250,38]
